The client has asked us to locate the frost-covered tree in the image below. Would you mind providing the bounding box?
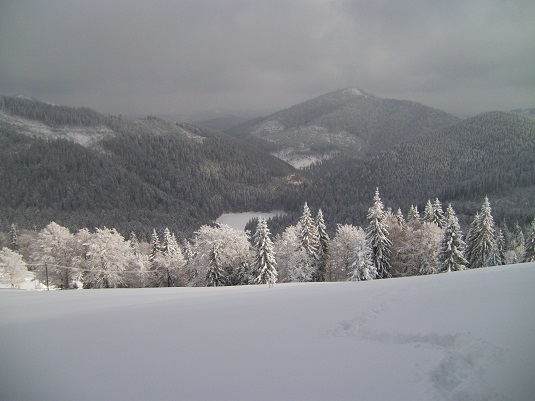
[505,223,526,264]
[391,223,442,276]
[328,224,364,281]
[407,205,421,225]
[467,197,498,268]
[0,248,27,288]
[524,217,535,263]
[464,211,480,267]
[395,208,406,229]
[432,198,447,229]
[274,225,309,283]
[251,218,277,286]
[298,202,319,261]
[150,229,186,287]
[315,209,330,282]
[30,222,80,289]
[188,224,251,286]
[206,243,225,287]
[82,228,135,288]
[493,227,506,266]
[438,204,467,272]
[149,229,161,262]
[366,188,392,278]
[289,250,315,282]
[348,232,375,281]
[129,232,141,256]
[127,232,149,288]
[423,200,434,224]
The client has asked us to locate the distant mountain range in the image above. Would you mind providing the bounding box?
[1,91,534,238]
[227,88,460,167]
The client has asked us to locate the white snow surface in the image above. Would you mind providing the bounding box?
[0,110,114,146]
[1,263,534,401]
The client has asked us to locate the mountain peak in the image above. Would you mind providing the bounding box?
[341,87,368,97]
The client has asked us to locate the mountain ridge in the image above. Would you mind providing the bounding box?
[227,87,460,167]
[0,95,299,239]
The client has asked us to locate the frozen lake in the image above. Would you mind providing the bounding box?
[216,211,286,230]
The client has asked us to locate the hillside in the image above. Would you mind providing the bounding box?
[0,96,299,239]
[228,88,460,167]
[304,111,535,226]
[1,263,534,400]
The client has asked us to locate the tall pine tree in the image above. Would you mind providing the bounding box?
[423,200,434,224]
[297,202,319,280]
[438,204,467,272]
[432,198,447,229]
[366,188,392,279]
[149,229,161,262]
[315,209,330,282]
[251,218,278,286]
[468,197,498,268]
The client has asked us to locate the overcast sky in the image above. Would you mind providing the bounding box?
[1,0,534,119]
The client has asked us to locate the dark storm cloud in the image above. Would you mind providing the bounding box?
[1,0,534,117]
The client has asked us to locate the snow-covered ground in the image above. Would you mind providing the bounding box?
[1,263,534,401]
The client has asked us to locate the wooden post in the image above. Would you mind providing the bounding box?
[45,263,49,291]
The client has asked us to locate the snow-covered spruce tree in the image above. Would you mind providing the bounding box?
[464,211,480,268]
[149,229,161,262]
[251,218,277,286]
[493,227,506,266]
[423,200,434,224]
[298,202,319,260]
[468,197,498,268]
[129,232,140,256]
[348,233,375,281]
[206,243,225,287]
[438,204,467,272]
[407,205,421,225]
[0,248,27,288]
[296,202,319,281]
[524,217,535,263]
[506,223,526,264]
[366,188,392,279]
[315,209,330,282]
[432,198,447,229]
[395,208,406,229]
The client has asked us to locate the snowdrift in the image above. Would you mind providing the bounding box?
[1,263,534,401]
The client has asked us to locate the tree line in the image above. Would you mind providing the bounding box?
[2,190,534,289]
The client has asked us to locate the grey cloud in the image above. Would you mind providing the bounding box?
[0,0,534,117]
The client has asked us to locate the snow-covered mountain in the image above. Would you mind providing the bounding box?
[1,262,533,400]
[0,95,298,238]
[306,111,535,226]
[227,88,460,167]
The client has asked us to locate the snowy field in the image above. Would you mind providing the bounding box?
[1,263,534,401]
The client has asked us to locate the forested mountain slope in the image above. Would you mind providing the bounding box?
[228,88,460,167]
[0,96,299,239]
[303,111,535,227]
